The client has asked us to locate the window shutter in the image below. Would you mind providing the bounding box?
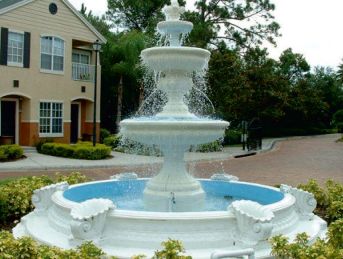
[23,32,31,68]
[0,27,8,66]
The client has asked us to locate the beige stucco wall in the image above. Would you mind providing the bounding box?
[0,0,102,125]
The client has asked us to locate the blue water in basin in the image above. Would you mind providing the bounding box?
[63,180,284,211]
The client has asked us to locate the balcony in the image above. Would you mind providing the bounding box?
[72,63,95,82]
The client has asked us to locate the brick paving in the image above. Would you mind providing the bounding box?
[0,134,342,186]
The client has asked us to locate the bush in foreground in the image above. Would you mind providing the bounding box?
[40,142,111,160]
[0,144,23,162]
[0,173,88,226]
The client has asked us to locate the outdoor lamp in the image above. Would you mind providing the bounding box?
[92,39,102,146]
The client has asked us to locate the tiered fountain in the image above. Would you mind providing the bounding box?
[14,1,327,258]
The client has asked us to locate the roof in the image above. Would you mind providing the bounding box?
[0,0,25,10]
[0,0,107,43]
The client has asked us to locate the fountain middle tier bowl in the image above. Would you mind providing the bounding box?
[120,117,229,147]
[141,47,211,72]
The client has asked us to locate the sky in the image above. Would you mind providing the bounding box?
[69,0,343,69]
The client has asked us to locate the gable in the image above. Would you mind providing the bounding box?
[0,0,106,43]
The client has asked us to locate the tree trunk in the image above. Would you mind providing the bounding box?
[115,75,123,132]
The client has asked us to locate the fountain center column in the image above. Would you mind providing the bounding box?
[143,144,205,212]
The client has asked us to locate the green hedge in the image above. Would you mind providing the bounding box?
[0,144,24,162]
[103,135,121,149]
[40,142,111,160]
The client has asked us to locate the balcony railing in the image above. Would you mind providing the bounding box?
[72,63,95,82]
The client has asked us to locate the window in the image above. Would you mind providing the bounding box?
[8,31,24,66]
[41,36,64,72]
[72,53,90,64]
[39,102,63,135]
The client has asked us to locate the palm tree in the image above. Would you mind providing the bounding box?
[111,31,147,131]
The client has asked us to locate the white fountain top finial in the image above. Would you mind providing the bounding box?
[163,0,185,21]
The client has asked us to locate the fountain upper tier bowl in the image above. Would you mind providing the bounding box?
[157,20,193,35]
[141,47,210,72]
[120,117,229,147]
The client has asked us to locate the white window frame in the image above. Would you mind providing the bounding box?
[40,35,65,74]
[39,100,64,137]
[72,50,91,65]
[7,29,24,68]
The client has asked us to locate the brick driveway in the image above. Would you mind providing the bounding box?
[0,134,342,186]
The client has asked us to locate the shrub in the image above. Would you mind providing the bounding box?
[298,179,343,223]
[100,128,111,143]
[0,144,23,162]
[0,231,113,258]
[35,138,54,152]
[336,122,343,133]
[0,173,88,225]
[152,239,192,259]
[116,139,162,157]
[104,135,121,149]
[333,109,343,124]
[223,129,242,145]
[190,140,223,152]
[40,142,111,160]
[270,231,343,258]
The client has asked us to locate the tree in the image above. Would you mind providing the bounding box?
[185,0,280,49]
[337,59,343,83]
[110,31,147,131]
[106,0,174,34]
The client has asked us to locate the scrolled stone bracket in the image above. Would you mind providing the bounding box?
[32,182,69,213]
[280,184,317,220]
[69,198,115,244]
[230,200,274,246]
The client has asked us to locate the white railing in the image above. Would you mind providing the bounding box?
[211,248,255,259]
[72,63,95,82]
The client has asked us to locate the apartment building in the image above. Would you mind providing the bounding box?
[0,0,106,146]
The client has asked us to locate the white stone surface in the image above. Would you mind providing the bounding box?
[13,180,327,259]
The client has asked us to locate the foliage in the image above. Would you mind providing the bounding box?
[35,138,54,152]
[115,139,162,156]
[0,173,87,226]
[333,110,343,132]
[223,129,242,145]
[0,144,24,162]
[153,239,192,259]
[40,142,111,160]
[0,231,115,258]
[270,231,343,259]
[100,128,111,143]
[104,134,122,149]
[185,0,280,49]
[190,140,223,152]
[298,179,343,224]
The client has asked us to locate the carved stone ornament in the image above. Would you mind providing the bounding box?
[111,172,138,180]
[211,173,239,182]
[162,0,185,21]
[70,199,115,241]
[230,200,274,245]
[280,184,317,219]
[32,182,69,212]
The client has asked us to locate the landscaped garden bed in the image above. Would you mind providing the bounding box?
[0,145,24,162]
[39,142,111,160]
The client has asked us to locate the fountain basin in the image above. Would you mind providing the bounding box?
[13,179,327,259]
[141,47,210,72]
[120,118,229,147]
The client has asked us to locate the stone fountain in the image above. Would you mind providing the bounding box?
[13,1,327,258]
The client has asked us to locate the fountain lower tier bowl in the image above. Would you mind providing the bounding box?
[120,118,229,147]
[13,179,327,259]
[141,47,211,72]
